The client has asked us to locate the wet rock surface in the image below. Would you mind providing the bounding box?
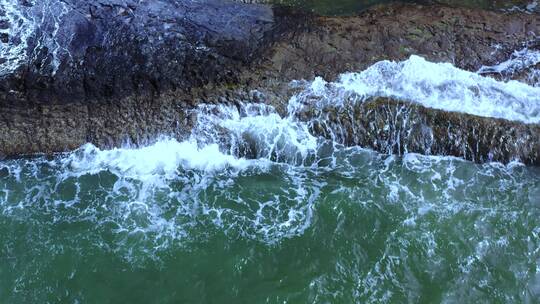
[0,93,194,157]
[0,0,280,156]
[0,0,539,163]
[238,0,540,16]
[295,97,540,165]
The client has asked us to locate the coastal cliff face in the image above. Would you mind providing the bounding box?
[0,0,538,164]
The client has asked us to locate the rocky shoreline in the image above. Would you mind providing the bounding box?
[0,0,539,164]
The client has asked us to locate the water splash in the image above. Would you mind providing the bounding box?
[292,55,540,124]
[478,47,540,76]
[478,47,540,87]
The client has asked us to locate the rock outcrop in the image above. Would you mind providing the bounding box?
[0,0,538,164]
[0,0,276,105]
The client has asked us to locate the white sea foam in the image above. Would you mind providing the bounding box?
[1,52,539,268]
[193,103,319,165]
[0,0,71,75]
[528,1,539,11]
[59,103,318,181]
[65,139,252,179]
[506,0,539,13]
[0,0,34,75]
[295,55,540,124]
[478,47,540,76]
[0,103,325,257]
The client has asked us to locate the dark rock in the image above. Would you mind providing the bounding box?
[260,3,539,81]
[0,19,9,29]
[0,0,275,105]
[0,0,538,164]
[0,167,8,178]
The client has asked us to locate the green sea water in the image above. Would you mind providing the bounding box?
[1,136,540,303]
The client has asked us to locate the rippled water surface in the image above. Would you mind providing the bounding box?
[2,142,540,303]
[1,55,540,303]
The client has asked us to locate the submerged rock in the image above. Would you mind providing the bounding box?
[0,0,538,164]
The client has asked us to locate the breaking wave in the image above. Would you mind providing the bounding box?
[1,53,540,302]
[1,54,539,264]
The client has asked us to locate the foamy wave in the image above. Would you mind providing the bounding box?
[2,52,540,265]
[193,103,319,165]
[0,110,537,264]
[0,141,321,261]
[296,55,540,124]
[0,104,325,259]
[477,47,540,76]
[65,139,253,178]
[58,103,317,180]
